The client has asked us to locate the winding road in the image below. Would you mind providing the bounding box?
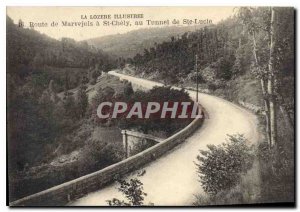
[71,71,259,206]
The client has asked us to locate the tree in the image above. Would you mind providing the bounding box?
[63,93,77,119]
[76,84,88,118]
[107,177,147,206]
[117,57,126,69]
[80,139,123,173]
[237,7,278,148]
[64,71,70,93]
[18,19,24,28]
[81,75,89,84]
[195,134,254,195]
[90,69,101,85]
[267,7,277,148]
[123,81,134,98]
[117,86,194,135]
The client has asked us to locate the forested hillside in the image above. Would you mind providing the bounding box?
[7,16,116,92]
[7,15,198,201]
[125,7,295,203]
[128,8,294,113]
[130,20,239,84]
[7,16,119,200]
[87,26,205,58]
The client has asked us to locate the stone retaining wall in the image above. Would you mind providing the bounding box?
[121,130,163,158]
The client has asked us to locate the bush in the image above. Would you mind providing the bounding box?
[106,177,148,206]
[195,134,254,195]
[257,142,294,203]
[189,72,206,84]
[80,139,123,173]
[207,82,217,91]
[217,57,234,80]
[118,86,194,136]
[194,186,244,206]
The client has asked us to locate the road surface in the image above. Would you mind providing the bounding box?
[71,71,259,206]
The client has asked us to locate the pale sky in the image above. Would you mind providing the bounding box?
[7,7,235,41]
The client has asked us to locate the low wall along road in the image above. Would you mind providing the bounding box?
[122,130,164,158]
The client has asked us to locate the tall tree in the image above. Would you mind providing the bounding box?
[237,7,272,146]
[267,7,277,147]
[77,84,88,118]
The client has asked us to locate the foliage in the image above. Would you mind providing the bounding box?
[87,26,202,58]
[8,121,125,201]
[195,134,254,195]
[257,141,294,202]
[130,20,241,84]
[76,84,88,118]
[189,72,206,84]
[63,93,78,119]
[7,16,116,72]
[79,139,123,173]
[90,69,101,85]
[6,17,126,200]
[107,177,147,206]
[123,81,134,98]
[194,187,244,206]
[117,86,194,135]
[236,10,294,203]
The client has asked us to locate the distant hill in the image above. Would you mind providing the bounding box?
[86,26,205,58]
[7,16,115,72]
[6,16,116,92]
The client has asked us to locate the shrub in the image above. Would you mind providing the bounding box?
[106,177,148,206]
[80,139,123,173]
[194,187,244,206]
[189,72,206,84]
[195,134,254,195]
[257,142,294,203]
[118,86,194,135]
[207,82,217,91]
[217,57,234,80]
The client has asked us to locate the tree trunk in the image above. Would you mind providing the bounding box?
[267,7,277,148]
[261,78,271,146]
[252,32,271,146]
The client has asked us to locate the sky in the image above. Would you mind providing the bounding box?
[7,7,235,41]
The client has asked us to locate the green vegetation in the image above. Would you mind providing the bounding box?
[127,7,294,204]
[121,86,194,135]
[195,135,254,198]
[6,16,120,201]
[107,174,150,206]
[7,17,195,201]
[8,76,126,201]
[7,6,294,204]
[257,140,294,203]
[87,26,206,58]
[129,22,238,85]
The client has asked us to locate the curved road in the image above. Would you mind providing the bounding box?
[71,71,259,206]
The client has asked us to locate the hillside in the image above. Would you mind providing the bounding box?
[7,17,114,70]
[7,15,199,201]
[128,13,294,113]
[124,7,295,203]
[86,26,206,58]
[7,16,116,92]
[6,16,121,200]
